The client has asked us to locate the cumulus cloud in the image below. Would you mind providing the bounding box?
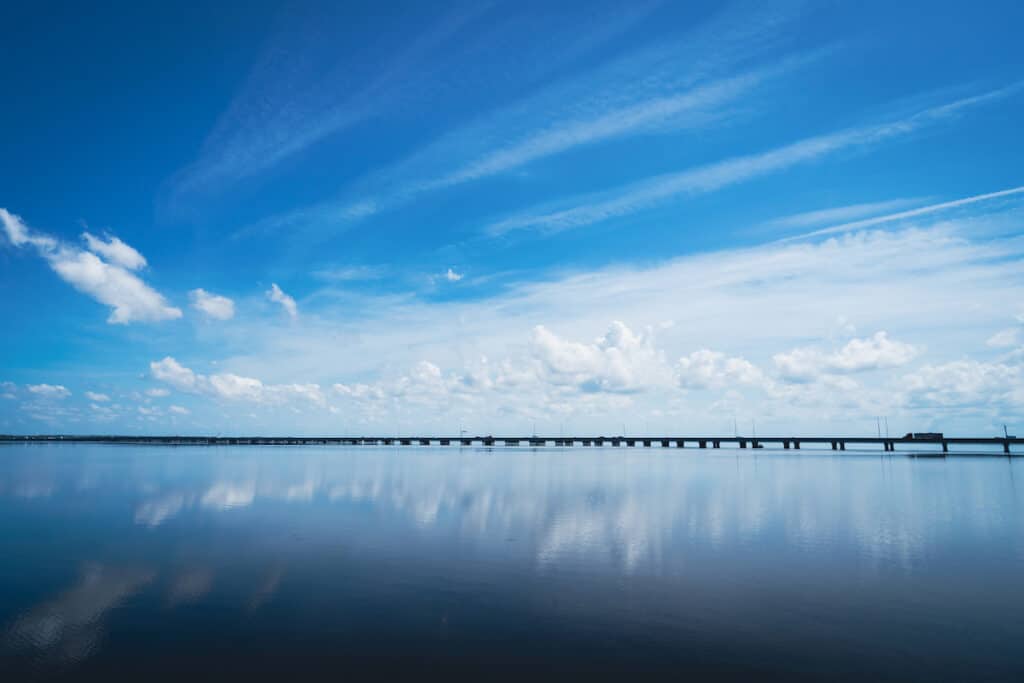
[145,388,170,398]
[48,250,182,324]
[150,356,324,405]
[150,357,201,392]
[189,288,235,320]
[82,232,147,270]
[677,350,765,389]
[529,321,671,393]
[1,209,182,324]
[902,360,1022,410]
[773,332,918,381]
[169,405,190,415]
[15,202,1017,433]
[444,268,463,282]
[266,283,297,318]
[330,322,767,422]
[85,391,110,402]
[27,384,71,399]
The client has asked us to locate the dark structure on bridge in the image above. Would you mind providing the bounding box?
[1,434,1019,454]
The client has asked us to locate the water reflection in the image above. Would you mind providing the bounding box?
[165,568,214,608]
[1,444,1023,679]
[3,564,154,667]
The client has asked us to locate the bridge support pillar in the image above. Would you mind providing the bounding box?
[699,440,707,448]
[739,440,747,449]
[840,441,845,450]
[1005,441,1011,454]
[676,440,685,448]
[794,441,800,449]
[783,441,790,449]
[831,441,837,450]
[942,441,949,453]
[713,440,720,448]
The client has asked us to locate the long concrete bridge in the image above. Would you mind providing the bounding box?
[2,434,1020,454]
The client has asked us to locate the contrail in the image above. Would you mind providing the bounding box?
[783,185,1024,242]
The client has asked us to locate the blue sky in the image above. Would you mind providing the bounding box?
[2,0,1023,436]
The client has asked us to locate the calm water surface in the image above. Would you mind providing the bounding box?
[1,444,1022,680]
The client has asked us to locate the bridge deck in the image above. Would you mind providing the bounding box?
[1,434,1019,454]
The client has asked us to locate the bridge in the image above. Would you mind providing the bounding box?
[1,434,1019,454]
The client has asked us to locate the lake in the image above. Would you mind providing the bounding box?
[1,443,1022,680]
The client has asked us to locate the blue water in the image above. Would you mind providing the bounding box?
[1,443,1022,680]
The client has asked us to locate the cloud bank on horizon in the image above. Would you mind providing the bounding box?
[1,0,1023,435]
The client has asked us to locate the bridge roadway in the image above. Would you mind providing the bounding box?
[2,434,1020,454]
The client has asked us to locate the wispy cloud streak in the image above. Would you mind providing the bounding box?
[484,85,1022,236]
[765,198,926,229]
[238,3,813,237]
[170,2,666,207]
[784,185,1024,241]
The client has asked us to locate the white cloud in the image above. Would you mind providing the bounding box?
[85,391,110,402]
[0,208,56,249]
[169,405,190,415]
[150,356,324,405]
[444,268,463,282]
[773,332,919,381]
[677,350,765,390]
[49,250,182,324]
[189,288,235,320]
[150,357,202,392]
[82,232,147,270]
[266,283,298,319]
[529,321,671,393]
[766,198,924,229]
[1,209,182,324]
[789,185,1024,241]
[1,381,15,399]
[986,328,1020,348]
[313,265,385,282]
[145,388,170,398]
[90,402,117,420]
[208,373,264,401]
[486,87,1019,236]
[27,384,71,399]
[902,360,1022,410]
[207,208,1024,433]
[243,6,811,238]
[418,64,791,194]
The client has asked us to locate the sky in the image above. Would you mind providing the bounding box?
[2,0,1023,437]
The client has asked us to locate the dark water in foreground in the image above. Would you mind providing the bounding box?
[1,444,1022,681]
